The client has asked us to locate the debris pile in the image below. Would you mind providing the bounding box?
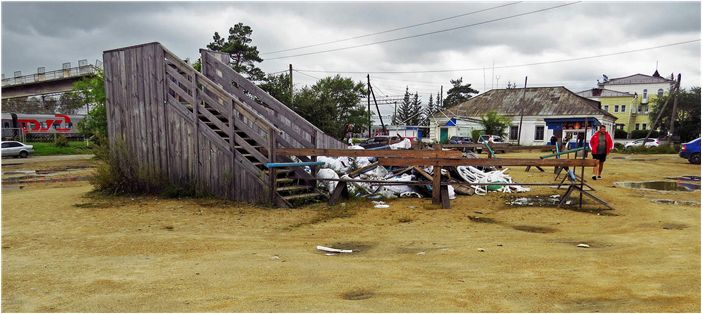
[296,144,529,200]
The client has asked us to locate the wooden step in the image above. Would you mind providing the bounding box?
[276,178,295,184]
[276,185,311,192]
[282,192,323,201]
[235,145,262,150]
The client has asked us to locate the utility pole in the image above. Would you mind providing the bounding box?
[393,101,397,125]
[517,76,527,146]
[367,74,372,138]
[668,73,681,145]
[439,85,443,108]
[491,60,495,90]
[368,75,386,134]
[289,64,293,106]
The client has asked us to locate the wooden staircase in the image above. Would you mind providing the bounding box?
[141,44,340,207]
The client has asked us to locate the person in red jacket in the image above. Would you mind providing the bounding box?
[589,125,613,180]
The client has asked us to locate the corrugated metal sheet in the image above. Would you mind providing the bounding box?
[604,73,674,85]
[446,86,617,119]
[576,88,634,98]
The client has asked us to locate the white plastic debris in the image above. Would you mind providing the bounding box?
[372,201,390,208]
[389,138,412,150]
[477,248,485,252]
[400,192,423,198]
[316,245,353,253]
[447,185,456,200]
[550,195,561,199]
[455,165,529,195]
[316,168,339,193]
[577,243,590,248]
[416,251,426,256]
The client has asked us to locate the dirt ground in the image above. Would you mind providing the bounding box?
[2,152,700,312]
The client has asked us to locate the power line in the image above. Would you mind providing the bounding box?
[266,2,580,60]
[261,1,521,55]
[295,39,701,74]
[293,69,322,80]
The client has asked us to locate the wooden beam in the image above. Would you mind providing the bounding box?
[377,157,597,167]
[276,148,462,158]
[432,166,442,204]
[347,162,379,177]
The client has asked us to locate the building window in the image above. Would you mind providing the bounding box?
[616,124,625,130]
[614,105,619,112]
[635,123,640,130]
[643,89,648,99]
[603,105,609,112]
[621,105,626,113]
[657,89,664,97]
[642,123,647,130]
[509,126,519,140]
[535,126,544,141]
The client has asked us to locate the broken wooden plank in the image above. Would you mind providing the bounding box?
[377,157,597,167]
[276,148,462,159]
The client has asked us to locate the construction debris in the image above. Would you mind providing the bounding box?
[316,245,353,254]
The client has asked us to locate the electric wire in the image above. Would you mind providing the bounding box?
[265,2,580,60]
[261,1,522,55]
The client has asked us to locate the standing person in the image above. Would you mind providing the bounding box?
[589,125,613,180]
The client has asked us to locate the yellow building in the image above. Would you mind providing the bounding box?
[577,71,676,137]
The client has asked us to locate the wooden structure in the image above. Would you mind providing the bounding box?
[103,42,345,207]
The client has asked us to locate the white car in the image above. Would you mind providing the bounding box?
[1,141,34,158]
[624,138,659,149]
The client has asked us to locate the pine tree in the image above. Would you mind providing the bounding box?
[436,91,442,110]
[410,92,423,126]
[444,77,479,107]
[395,87,413,125]
[422,94,435,126]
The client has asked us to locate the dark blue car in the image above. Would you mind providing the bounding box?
[679,138,700,164]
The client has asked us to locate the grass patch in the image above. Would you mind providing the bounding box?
[28,141,93,156]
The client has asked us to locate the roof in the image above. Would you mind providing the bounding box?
[575,88,634,98]
[601,73,674,85]
[445,86,616,120]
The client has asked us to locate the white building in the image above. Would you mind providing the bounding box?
[430,86,617,145]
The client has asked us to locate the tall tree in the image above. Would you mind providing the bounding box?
[444,77,479,107]
[206,23,265,82]
[291,75,368,138]
[648,86,701,142]
[72,69,108,141]
[422,94,435,126]
[409,92,423,126]
[394,87,413,125]
[259,72,292,106]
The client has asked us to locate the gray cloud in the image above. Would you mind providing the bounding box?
[2,1,699,93]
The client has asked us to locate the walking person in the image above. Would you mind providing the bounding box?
[589,125,613,180]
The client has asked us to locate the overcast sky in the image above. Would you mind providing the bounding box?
[2,0,700,113]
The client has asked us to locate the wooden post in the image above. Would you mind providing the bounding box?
[269,128,277,205]
[432,165,442,205]
[289,64,294,106]
[192,73,200,190]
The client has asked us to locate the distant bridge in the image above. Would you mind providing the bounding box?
[1,63,100,99]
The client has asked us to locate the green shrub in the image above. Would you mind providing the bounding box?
[620,144,678,154]
[53,134,69,147]
[614,129,628,139]
[629,130,660,139]
[471,129,482,143]
[91,139,205,197]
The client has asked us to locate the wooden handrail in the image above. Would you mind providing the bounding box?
[162,48,282,137]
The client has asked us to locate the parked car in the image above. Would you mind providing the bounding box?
[448,136,472,144]
[624,138,659,149]
[1,141,33,158]
[359,135,403,149]
[478,135,504,144]
[679,137,700,164]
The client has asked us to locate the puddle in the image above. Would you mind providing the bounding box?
[652,199,699,206]
[512,225,558,233]
[615,181,700,192]
[340,289,374,300]
[661,223,687,230]
[666,176,701,182]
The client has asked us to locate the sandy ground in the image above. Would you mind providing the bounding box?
[2,152,700,312]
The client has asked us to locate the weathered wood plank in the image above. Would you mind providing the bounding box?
[377,157,598,167]
[276,148,463,159]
